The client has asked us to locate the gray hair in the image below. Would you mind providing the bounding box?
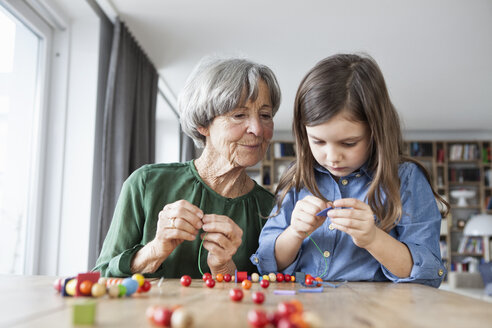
[178,56,281,148]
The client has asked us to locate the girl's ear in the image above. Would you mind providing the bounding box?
[197,126,210,137]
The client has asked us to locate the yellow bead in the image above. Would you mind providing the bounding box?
[65,279,77,296]
[91,283,106,297]
[132,273,145,287]
[262,275,269,281]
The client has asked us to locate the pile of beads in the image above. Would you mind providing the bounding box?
[146,305,193,328]
[247,300,321,328]
[54,273,151,298]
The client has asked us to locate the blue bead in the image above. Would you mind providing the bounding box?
[122,278,138,296]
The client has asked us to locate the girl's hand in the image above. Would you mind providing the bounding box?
[201,214,243,273]
[289,195,331,240]
[153,200,204,257]
[328,198,377,248]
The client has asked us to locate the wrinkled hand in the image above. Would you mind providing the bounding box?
[289,195,331,240]
[200,214,243,272]
[328,198,377,248]
[153,199,203,257]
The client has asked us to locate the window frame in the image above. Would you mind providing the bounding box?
[1,0,55,275]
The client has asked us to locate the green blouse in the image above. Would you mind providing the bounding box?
[93,161,274,278]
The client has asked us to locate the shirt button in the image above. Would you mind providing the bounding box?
[253,257,259,264]
[329,223,335,230]
[323,251,330,258]
[355,173,361,178]
[438,269,444,277]
[341,179,348,186]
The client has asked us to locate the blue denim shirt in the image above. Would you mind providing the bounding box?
[251,161,446,288]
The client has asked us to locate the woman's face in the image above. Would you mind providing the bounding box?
[201,80,274,168]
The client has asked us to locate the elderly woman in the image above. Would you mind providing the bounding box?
[94,57,281,278]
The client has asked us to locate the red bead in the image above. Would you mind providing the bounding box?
[260,279,270,289]
[247,309,269,328]
[304,276,314,285]
[277,302,297,317]
[223,274,231,282]
[180,275,192,287]
[284,274,291,282]
[276,273,284,282]
[140,279,151,292]
[205,278,215,288]
[53,278,62,293]
[202,273,212,281]
[252,291,265,304]
[229,288,244,302]
[153,307,172,326]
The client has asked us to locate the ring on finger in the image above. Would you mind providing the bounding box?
[169,217,177,229]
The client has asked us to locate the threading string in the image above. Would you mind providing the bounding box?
[307,235,328,278]
[198,232,208,276]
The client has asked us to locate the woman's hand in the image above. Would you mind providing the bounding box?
[200,214,243,275]
[153,199,204,258]
[328,198,377,248]
[288,195,331,240]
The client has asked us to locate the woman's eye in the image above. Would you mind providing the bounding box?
[261,113,272,119]
[233,114,246,119]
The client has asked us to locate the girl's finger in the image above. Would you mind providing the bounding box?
[332,198,369,210]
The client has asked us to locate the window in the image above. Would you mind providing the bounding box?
[155,91,180,164]
[0,2,50,274]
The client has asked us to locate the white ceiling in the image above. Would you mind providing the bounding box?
[83,1,492,131]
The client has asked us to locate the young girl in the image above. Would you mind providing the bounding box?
[251,53,449,288]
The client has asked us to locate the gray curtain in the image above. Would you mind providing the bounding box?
[89,17,158,267]
[180,130,196,162]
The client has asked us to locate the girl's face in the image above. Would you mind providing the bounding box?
[305,111,371,180]
[200,80,274,168]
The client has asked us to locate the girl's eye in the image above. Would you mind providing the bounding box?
[343,142,357,147]
[312,140,325,145]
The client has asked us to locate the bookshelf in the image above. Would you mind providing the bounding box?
[249,139,492,283]
[404,140,492,284]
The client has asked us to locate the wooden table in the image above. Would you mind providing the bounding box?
[2,275,492,327]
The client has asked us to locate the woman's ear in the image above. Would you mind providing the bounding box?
[197,126,210,137]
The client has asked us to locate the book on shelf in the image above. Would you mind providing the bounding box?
[409,142,432,157]
[448,167,480,182]
[485,169,492,187]
[436,148,445,163]
[449,143,480,161]
[483,146,491,163]
[274,142,295,158]
[457,236,484,254]
[486,196,492,210]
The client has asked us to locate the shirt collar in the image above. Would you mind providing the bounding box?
[313,161,374,179]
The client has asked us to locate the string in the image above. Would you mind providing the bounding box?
[307,235,328,278]
[198,232,208,276]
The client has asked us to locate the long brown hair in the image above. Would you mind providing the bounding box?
[275,54,448,231]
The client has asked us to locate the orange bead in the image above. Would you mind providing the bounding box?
[291,275,296,282]
[241,279,252,290]
[290,299,304,313]
[314,277,323,287]
[216,274,224,282]
[79,280,93,296]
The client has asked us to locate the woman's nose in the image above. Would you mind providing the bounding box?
[246,116,263,136]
